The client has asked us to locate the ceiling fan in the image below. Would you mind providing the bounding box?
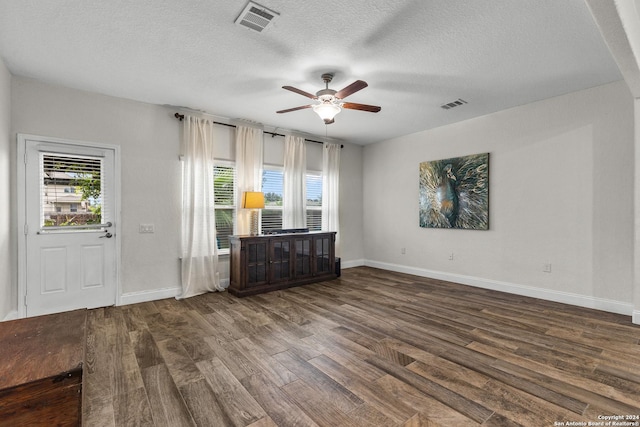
[277,73,381,124]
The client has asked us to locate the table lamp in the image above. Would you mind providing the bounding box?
[241,191,265,236]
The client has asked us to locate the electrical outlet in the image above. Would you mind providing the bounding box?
[401,247,406,255]
[449,252,454,261]
[139,224,155,234]
[543,263,552,273]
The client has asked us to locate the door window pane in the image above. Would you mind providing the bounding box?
[41,153,103,227]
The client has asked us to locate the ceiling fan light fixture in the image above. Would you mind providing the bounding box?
[278,73,379,123]
[312,103,341,123]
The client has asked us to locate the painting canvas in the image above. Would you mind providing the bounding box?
[419,153,489,229]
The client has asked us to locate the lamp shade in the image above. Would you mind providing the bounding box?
[241,191,265,209]
[312,103,341,121]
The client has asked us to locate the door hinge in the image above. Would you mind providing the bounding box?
[24,224,28,235]
[23,151,28,164]
[24,295,27,306]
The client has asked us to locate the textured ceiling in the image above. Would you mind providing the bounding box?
[0,0,624,144]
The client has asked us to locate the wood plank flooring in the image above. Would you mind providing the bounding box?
[83,267,640,426]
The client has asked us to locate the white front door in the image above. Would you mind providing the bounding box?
[19,135,119,317]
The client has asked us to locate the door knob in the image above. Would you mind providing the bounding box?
[100,232,113,238]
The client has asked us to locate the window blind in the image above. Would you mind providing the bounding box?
[262,168,283,232]
[306,173,322,231]
[41,153,103,227]
[213,164,235,250]
[260,167,323,233]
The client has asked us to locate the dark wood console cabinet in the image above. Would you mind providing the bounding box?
[228,231,337,297]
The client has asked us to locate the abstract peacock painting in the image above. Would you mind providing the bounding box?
[419,153,489,229]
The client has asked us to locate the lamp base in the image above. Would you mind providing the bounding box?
[250,210,260,236]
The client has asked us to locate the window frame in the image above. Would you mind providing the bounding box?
[305,170,322,231]
[260,165,323,233]
[261,164,284,233]
[213,160,236,255]
[181,159,322,254]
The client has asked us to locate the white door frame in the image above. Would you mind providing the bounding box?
[17,134,122,318]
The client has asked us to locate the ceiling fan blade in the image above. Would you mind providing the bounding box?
[282,86,317,99]
[276,105,313,114]
[342,102,381,113]
[335,80,368,99]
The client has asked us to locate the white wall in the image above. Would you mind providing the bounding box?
[363,81,635,315]
[12,77,184,301]
[6,74,633,316]
[10,77,365,306]
[0,58,12,320]
[635,99,640,324]
[337,142,364,265]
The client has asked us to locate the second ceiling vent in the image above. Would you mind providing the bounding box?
[235,2,280,33]
[440,98,468,110]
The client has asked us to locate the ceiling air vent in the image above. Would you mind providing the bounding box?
[235,2,279,33]
[440,98,468,110]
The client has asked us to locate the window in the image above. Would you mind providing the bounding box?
[184,161,321,247]
[260,166,322,233]
[262,167,283,233]
[306,172,322,231]
[41,153,103,227]
[213,163,236,251]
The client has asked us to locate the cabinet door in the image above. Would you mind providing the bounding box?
[294,237,313,279]
[246,240,269,287]
[270,238,292,283]
[314,235,334,275]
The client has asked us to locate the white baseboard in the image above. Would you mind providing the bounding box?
[119,279,231,306]
[117,262,635,319]
[365,260,634,316]
[341,259,365,269]
[119,287,181,306]
[2,310,18,322]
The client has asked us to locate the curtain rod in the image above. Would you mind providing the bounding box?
[174,113,342,148]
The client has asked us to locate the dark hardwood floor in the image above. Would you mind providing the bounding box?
[83,267,640,426]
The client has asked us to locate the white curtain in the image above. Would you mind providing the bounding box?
[179,115,223,299]
[283,135,307,229]
[236,125,264,234]
[322,143,341,255]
